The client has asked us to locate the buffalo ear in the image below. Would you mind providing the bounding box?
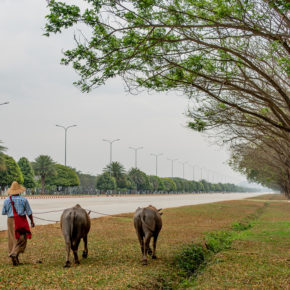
[159,212,163,216]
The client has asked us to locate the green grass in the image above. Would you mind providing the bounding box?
[185,202,290,289]
[0,195,289,289]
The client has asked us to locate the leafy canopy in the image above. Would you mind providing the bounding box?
[0,154,24,188]
[46,164,80,187]
[0,141,7,171]
[32,155,57,178]
[45,0,290,136]
[128,168,149,190]
[18,157,36,188]
[96,172,117,190]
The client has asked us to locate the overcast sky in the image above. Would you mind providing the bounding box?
[0,0,248,184]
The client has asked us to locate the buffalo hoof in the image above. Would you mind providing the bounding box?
[147,248,153,256]
[82,251,88,258]
[64,261,71,268]
[75,260,80,265]
[11,256,18,266]
[142,259,148,265]
[16,257,21,265]
[152,255,157,259]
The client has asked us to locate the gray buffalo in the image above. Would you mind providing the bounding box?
[134,205,163,265]
[60,204,91,267]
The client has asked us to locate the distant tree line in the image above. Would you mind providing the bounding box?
[96,162,255,194]
[0,153,259,195]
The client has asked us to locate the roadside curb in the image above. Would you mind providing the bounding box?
[0,194,156,199]
[0,195,103,200]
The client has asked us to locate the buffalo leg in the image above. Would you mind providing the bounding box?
[152,234,158,259]
[142,233,152,265]
[145,228,152,256]
[64,240,71,267]
[147,246,153,256]
[82,235,88,258]
[72,239,81,264]
[136,231,144,255]
[73,251,80,264]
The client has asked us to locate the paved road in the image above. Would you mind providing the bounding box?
[0,192,267,231]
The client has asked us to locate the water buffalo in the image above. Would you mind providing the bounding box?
[60,204,91,267]
[134,205,163,265]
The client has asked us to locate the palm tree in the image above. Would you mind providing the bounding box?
[0,141,7,171]
[32,155,56,194]
[104,161,126,179]
[104,161,128,189]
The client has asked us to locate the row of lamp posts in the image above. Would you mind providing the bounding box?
[1,102,233,183]
[53,127,220,181]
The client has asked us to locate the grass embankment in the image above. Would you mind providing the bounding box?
[176,195,290,289]
[0,194,289,289]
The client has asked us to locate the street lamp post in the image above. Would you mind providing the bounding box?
[189,164,196,181]
[151,153,163,176]
[129,146,143,168]
[103,138,120,174]
[56,124,77,166]
[202,167,209,182]
[167,158,178,178]
[179,161,188,179]
[194,165,202,181]
[211,170,216,183]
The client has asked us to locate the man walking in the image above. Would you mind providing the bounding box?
[2,181,35,266]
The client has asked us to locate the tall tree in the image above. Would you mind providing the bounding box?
[18,157,36,189]
[0,154,23,192]
[96,172,117,191]
[77,171,97,188]
[104,162,125,178]
[0,141,7,171]
[149,175,165,191]
[104,162,129,189]
[197,182,205,192]
[230,141,290,198]
[46,164,80,188]
[172,177,186,192]
[32,155,57,194]
[0,141,6,154]
[162,178,177,192]
[201,180,210,192]
[45,0,290,135]
[128,168,150,191]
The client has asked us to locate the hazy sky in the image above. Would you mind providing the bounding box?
[0,0,246,184]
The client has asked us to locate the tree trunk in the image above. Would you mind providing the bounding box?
[284,184,290,200]
[281,182,290,200]
[41,176,45,195]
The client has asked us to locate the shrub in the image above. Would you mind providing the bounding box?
[96,172,116,190]
[232,221,252,231]
[174,244,207,277]
[205,230,235,253]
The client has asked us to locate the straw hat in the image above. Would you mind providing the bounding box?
[7,181,26,195]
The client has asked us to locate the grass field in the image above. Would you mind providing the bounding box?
[0,194,289,289]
